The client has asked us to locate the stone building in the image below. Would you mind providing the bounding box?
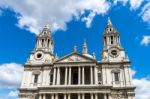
[19,17,135,99]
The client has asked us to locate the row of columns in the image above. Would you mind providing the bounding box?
[104,36,120,46]
[52,66,98,85]
[39,93,110,99]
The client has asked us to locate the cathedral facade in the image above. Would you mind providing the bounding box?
[19,17,135,99]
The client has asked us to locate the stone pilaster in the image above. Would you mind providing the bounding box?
[53,68,56,85]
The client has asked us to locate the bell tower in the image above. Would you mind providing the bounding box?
[101,17,129,62]
[26,24,55,65]
[35,24,54,53]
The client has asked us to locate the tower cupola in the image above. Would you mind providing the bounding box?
[103,17,120,49]
[35,24,54,54]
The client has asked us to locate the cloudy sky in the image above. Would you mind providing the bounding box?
[0,0,150,99]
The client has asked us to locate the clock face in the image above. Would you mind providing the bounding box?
[109,47,119,58]
[34,51,44,60]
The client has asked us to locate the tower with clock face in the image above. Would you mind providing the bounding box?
[26,25,55,65]
[101,17,129,62]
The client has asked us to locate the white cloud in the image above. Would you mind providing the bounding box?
[0,10,2,16]
[113,0,128,6]
[140,2,150,24]
[140,35,150,46]
[0,0,110,35]
[113,0,143,9]
[81,11,96,28]
[0,63,23,88]
[131,69,150,99]
[133,78,150,99]
[129,0,143,10]
[131,69,136,77]
[8,90,18,97]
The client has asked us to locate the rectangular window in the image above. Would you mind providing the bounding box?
[114,73,119,81]
[98,73,102,82]
[34,74,38,83]
[104,37,107,45]
[111,36,113,44]
[50,74,53,85]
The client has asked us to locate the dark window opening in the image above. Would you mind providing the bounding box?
[111,36,113,44]
[85,67,90,84]
[104,36,107,45]
[60,68,65,85]
[50,74,53,85]
[34,74,38,83]
[73,72,78,84]
[71,94,78,99]
[85,94,90,99]
[47,39,50,47]
[114,73,119,81]
[42,39,44,47]
[58,94,64,99]
[98,73,102,84]
[71,67,78,85]
[37,53,42,58]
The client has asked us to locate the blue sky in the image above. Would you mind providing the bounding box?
[0,0,150,99]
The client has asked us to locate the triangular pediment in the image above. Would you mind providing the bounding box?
[55,52,96,63]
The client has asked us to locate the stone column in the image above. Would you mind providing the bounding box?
[108,94,112,99]
[104,94,107,99]
[69,67,72,85]
[64,94,67,99]
[55,94,58,99]
[43,94,46,99]
[95,93,98,99]
[91,93,93,99]
[65,67,68,85]
[57,67,60,85]
[39,94,42,99]
[51,94,54,99]
[82,94,84,99]
[45,69,49,85]
[94,67,98,84]
[53,68,56,85]
[78,94,81,99]
[78,67,81,84]
[68,94,71,99]
[82,67,84,84]
[90,66,93,84]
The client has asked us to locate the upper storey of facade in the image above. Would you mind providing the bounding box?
[25,17,130,65]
